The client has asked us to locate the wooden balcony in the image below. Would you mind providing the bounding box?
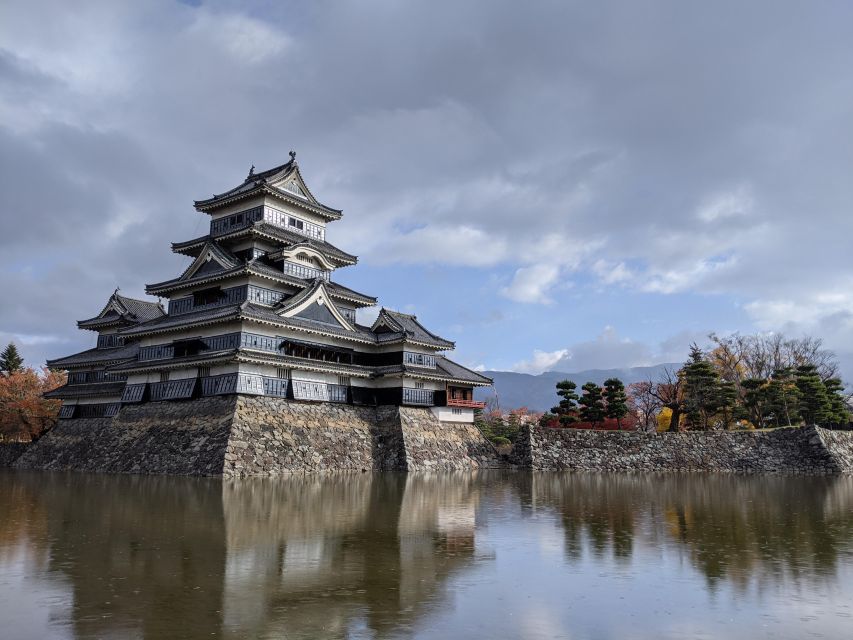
[445,386,484,409]
[446,397,486,409]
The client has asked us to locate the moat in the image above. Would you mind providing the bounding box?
[1,471,852,639]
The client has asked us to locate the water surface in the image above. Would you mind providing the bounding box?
[1,470,851,639]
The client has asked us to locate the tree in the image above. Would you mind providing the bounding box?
[716,380,738,430]
[603,378,628,430]
[0,343,24,374]
[579,382,606,428]
[542,380,580,427]
[795,365,831,426]
[648,367,685,432]
[627,381,661,433]
[682,345,722,430]
[822,378,851,428]
[765,368,801,427]
[0,366,65,441]
[741,378,770,429]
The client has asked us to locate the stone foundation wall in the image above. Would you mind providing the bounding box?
[14,397,236,475]
[0,442,30,467]
[398,407,500,470]
[224,397,406,476]
[7,396,499,476]
[515,425,853,474]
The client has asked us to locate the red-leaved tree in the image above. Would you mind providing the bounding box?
[0,367,66,442]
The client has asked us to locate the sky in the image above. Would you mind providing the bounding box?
[1,0,852,378]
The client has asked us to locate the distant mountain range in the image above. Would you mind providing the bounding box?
[473,364,680,412]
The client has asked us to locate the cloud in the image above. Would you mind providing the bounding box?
[512,349,570,374]
[500,264,562,304]
[0,1,852,380]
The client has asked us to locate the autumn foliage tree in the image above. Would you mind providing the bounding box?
[0,366,66,442]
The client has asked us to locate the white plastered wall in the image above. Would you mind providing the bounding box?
[430,406,475,423]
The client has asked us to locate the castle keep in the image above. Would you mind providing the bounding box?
[33,155,496,475]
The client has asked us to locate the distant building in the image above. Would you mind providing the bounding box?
[46,155,490,421]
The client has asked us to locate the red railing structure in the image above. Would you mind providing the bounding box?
[446,397,486,409]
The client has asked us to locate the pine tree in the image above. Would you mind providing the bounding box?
[579,382,606,428]
[682,344,721,430]
[716,380,738,430]
[766,368,801,427]
[741,378,769,428]
[603,378,628,430]
[823,378,850,427]
[795,365,831,426]
[0,342,24,374]
[551,380,580,427]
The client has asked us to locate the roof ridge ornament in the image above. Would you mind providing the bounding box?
[247,165,255,180]
[289,150,296,163]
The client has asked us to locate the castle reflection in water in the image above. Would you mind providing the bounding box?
[1,471,853,639]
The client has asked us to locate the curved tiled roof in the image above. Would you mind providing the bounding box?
[46,343,140,369]
[44,381,126,399]
[171,223,356,266]
[193,159,342,220]
[372,309,455,349]
[77,292,165,329]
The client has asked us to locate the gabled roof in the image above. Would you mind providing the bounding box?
[177,241,241,281]
[193,156,342,220]
[276,279,355,331]
[371,356,492,386]
[371,309,455,350]
[77,291,165,330]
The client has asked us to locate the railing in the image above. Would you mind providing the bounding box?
[281,261,330,281]
[402,388,435,406]
[446,398,486,409]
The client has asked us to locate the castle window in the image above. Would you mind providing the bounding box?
[415,381,425,389]
[198,366,210,378]
[160,371,170,383]
[193,287,223,306]
[288,217,304,231]
[277,368,290,379]
[338,375,351,387]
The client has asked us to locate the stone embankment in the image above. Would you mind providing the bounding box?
[512,425,853,474]
[6,396,501,476]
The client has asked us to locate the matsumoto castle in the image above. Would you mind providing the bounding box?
[47,154,491,422]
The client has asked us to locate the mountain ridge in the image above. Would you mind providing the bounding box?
[473,363,681,412]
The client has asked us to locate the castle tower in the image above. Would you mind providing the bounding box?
[47,155,491,422]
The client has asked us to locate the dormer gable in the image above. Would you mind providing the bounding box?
[276,280,355,331]
[179,242,240,281]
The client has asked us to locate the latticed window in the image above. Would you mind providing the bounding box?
[160,371,170,383]
[197,366,211,378]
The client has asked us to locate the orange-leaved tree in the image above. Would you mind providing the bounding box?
[0,367,66,442]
